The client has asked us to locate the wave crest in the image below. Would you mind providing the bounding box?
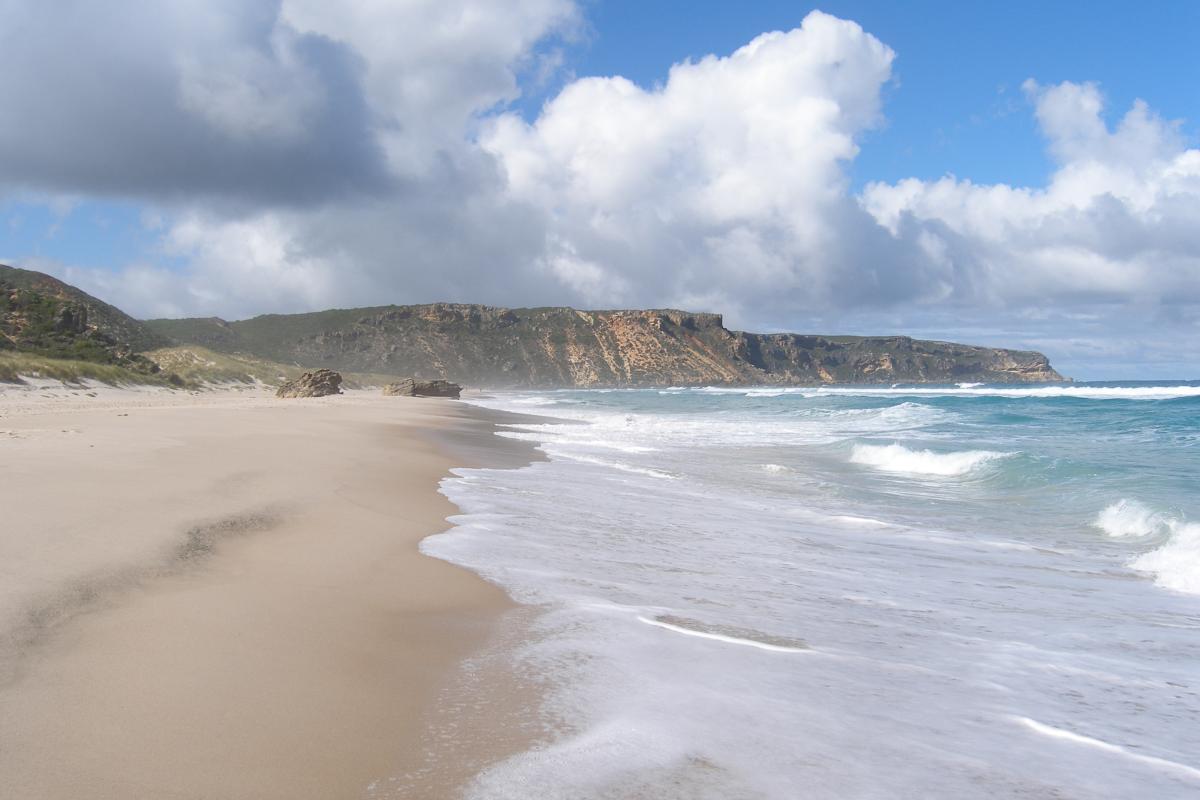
[1092,499,1170,538]
[850,443,1009,476]
[814,385,1200,401]
[1130,520,1200,596]
[1097,500,1200,595]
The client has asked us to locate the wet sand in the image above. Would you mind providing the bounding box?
[0,384,533,799]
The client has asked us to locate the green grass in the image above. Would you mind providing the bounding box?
[0,351,176,386]
[1,347,400,391]
[144,346,306,386]
[143,346,400,390]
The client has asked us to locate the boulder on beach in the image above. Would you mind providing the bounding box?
[382,378,462,399]
[275,369,343,398]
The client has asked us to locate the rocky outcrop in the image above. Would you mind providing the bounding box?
[730,333,1062,384]
[382,379,462,398]
[149,303,1067,388]
[2,264,168,353]
[275,369,343,398]
[1,264,167,373]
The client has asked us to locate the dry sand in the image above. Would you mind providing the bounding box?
[0,381,534,799]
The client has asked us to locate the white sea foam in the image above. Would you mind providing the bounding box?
[811,385,1200,401]
[654,383,1200,401]
[1130,520,1200,595]
[1093,499,1170,538]
[477,396,945,451]
[1088,501,1200,595]
[563,454,678,479]
[1014,717,1200,783]
[1090,501,1200,595]
[850,443,1008,476]
[433,385,1199,798]
[637,616,810,653]
[558,439,659,454]
[506,395,562,406]
[828,514,890,527]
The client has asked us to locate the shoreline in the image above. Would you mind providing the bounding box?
[0,383,542,799]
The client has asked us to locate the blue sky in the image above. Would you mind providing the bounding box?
[1,1,1198,378]
[9,1,1197,272]
[560,0,1199,188]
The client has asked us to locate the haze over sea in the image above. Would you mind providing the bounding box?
[424,382,1200,799]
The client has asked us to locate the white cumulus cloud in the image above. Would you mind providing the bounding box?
[481,11,899,320]
[3,4,1198,376]
[861,80,1200,307]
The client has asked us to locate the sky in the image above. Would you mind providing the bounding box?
[1,1,1197,379]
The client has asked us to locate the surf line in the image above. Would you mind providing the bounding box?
[1013,717,1200,783]
[636,615,809,654]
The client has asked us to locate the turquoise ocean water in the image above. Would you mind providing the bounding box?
[422,382,1200,799]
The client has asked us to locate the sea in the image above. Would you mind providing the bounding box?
[421,382,1200,799]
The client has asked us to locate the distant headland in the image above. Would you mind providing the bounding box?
[3,263,1065,388]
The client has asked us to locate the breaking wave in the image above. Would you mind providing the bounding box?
[1092,499,1171,538]
[437,384,1200,798]
[850,443,1010,476]
[812,385,1200,401]
[1129,519,1200,595]
[1093,500,1200,595]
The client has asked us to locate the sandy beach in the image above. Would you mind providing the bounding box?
[0,382,533,799]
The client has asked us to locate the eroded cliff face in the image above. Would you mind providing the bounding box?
[738,332,1061,385]
[148,303,1065,387]
[289,306,748,386]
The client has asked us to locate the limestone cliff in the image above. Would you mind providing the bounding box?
[148,304,1065,387]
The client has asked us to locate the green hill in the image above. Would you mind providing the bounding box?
[1,263,168,376]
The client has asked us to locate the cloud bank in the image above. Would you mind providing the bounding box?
[863,80,1200,308]
[1,3,1197,376]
